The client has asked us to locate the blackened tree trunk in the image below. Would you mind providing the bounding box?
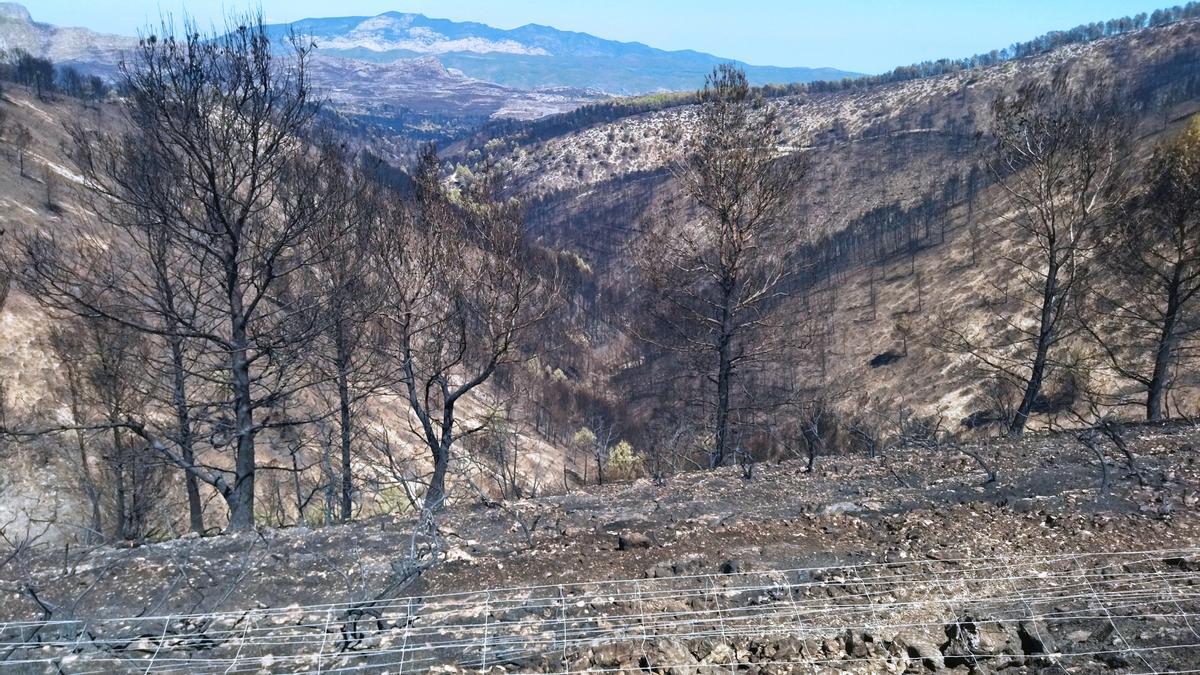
[227,281,257,533]
[113,432,129,540]
[335,324,354,521]
[67,374,104,543]
[168,335,204,534]
[425,446,450,511]
[1010,257,1060,437]
[1147,276,1182,421]
[712,283,735,469]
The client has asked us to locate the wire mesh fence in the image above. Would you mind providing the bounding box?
[2,548,1199,673]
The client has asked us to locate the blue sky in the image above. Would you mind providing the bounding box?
[25,1,1171,73]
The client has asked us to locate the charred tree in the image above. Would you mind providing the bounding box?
[635,65,810,469]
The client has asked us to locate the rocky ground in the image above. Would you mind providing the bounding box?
[1,424,1199,672]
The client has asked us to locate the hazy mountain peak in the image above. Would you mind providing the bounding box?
[314,12,552,56]
[0,2,31,22]
[367,12,416,29]
[0,3,133,73]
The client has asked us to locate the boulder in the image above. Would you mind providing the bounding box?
[897,632,945,671]
[822,501,862,515]
[644,562,672,579]
[1017,619,1057,657]
[843,630,870,658]
[701,643,737,665]
[618,531,652,550]
[644,639,699,675]
[1066,628,1093,643]
[942,617,1022,669]
[672,555,708,576]
[590,641,641,668]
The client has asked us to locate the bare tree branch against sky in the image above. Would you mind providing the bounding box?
[26,0,1171,73]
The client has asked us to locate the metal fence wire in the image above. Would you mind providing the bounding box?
[1,548,1198,673]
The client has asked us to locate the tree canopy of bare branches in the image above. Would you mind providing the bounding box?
[374,147,557,510]
[18,16,334,532]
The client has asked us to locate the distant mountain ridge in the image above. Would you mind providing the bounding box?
[0,2,856,119]
[0,3,604,123]
[265,11,859,95]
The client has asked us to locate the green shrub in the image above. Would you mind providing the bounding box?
[607,440,644,480]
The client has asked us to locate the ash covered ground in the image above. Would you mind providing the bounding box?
[2,424,1199,673]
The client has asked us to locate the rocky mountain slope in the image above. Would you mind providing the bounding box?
[306,53,604,121]
[0,2,856,126]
